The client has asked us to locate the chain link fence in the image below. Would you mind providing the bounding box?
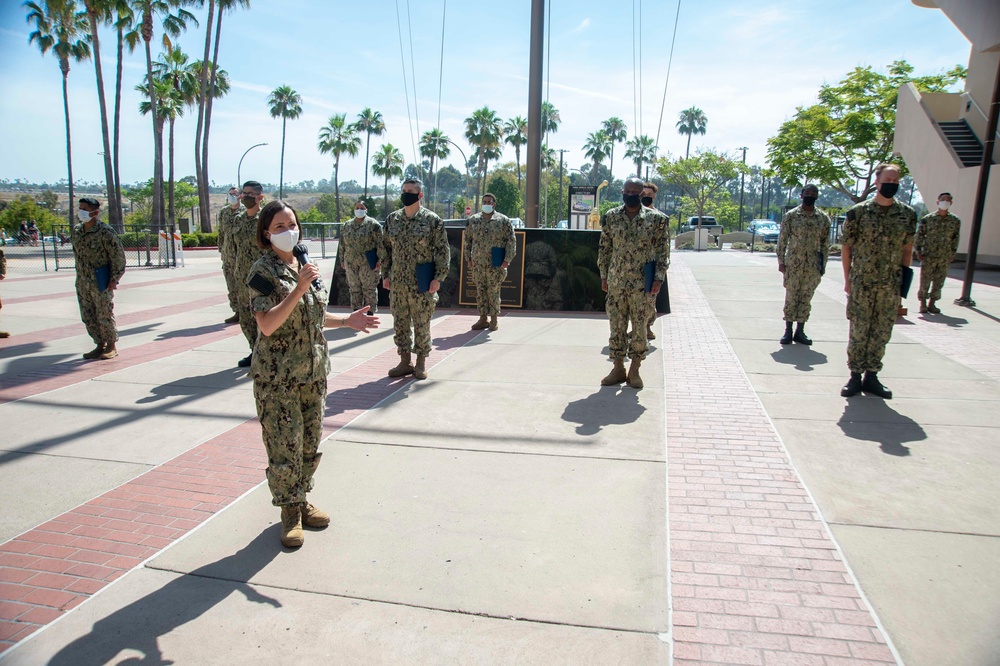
[0,224,178,275]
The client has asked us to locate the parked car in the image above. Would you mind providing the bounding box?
[748,220,780,243]
[571,200,592,212]
[680,216,722,235]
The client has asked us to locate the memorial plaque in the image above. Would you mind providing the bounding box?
[458,230,526,308]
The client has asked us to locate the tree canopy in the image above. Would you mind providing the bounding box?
[766,59,966,203]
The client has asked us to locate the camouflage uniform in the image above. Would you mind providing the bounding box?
[0,249,7,336]
[642,208,670,328]
[777,205,831,322]
[598,205,670,360]
[71,221,126,346]
[339,215,383,312]
[217,203,244,315]
[231,209,265,349]
[916,211,961,302]
[842,199,917,373]
[382,206,450,356]
[464,211,516,317]
[248,250,331,507]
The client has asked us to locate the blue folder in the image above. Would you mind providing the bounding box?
[416,262,435,293]
[364,248,378,270]
[491,247,505,267]
[644,261,656,293]
[95,264,111,292]
[900,266,914,298]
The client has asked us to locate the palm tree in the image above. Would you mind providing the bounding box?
[625,135,658,178]
[371,143,405,218]
[317,114,362,223]
[109,0,140,226]
[676,106,708,159]
[583,130,611,184]
[267,85,302,199]
[194,0,249,231]
[504,115,527,212]
[134,0,197,229]
[419,128,450,205]
[353,108,386,199]
[82,0,121,228]
[541,101,561,135]
[137,77,184,224]
[464,106,503,208]
[26,0,90,227]
[601,117,627,185]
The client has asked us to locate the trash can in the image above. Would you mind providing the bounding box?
[693,228,711,251]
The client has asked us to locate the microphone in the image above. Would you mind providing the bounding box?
[292,243,324,290]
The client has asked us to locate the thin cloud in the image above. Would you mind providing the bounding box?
[569,18,590,34]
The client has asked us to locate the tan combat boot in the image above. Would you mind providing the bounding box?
[471,315,489,330]
[646,324,656,340]
[627,358,644,389]
[601,359,627,386]
[280,504,304,548]
[99,344,118,360]
[919,298,928,313]
[0,331,10,339]
[224,312,240,324]
[489,315,498,331]
[388,352,414,377]
[82,343,105,360]
[302,502,330,528]
[927,300,941,314]
[413,355,428,380]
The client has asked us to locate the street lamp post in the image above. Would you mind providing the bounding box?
[737,146,748,231]
[237,143,268,188]
[557,149,569,227]
[445,139,472,215]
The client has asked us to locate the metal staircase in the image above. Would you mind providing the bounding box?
[937,120,985,167]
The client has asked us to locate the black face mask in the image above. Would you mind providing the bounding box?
[242,195,258,208]
[878,182,899,198]
[401,192,420,206]
[641,196,654,207]
[623,193,642,208]
[802,195,817,207]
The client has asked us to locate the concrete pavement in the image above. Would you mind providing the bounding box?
[0,249,997,665]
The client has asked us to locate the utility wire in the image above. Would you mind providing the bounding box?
[434,0,447,204]
[407,0,421,146]
[395,0,418,167]
[638,0,643,139]
[654,0,682,151]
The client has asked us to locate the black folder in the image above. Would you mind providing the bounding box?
[416,262,435,293]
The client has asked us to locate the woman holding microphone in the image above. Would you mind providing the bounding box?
[248,200,379,548]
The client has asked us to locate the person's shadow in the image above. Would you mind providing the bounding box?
[919,312,968,328]
[47,528,282,666]
[837,398,927,457]
[770,346,828,372]
[561,386,646,436]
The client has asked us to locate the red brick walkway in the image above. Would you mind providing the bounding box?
[664,259,899,665]
[0,311,480,654]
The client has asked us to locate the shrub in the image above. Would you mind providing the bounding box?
[677,241,694,250]
[753,243,776,253]
[198,232,218,247]
[731,242,748,250]
[181,233,199,248]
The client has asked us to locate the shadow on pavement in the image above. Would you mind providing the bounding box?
[836,399,927,457]
[770,346,828,372]
[917,312,969,327]
[135,366,250,403]
[46,528,282,666]
[154,322,228,340]
[561,386,646,436]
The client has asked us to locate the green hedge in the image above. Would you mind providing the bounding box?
[179,232,219,247]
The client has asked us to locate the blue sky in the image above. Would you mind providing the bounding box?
[0,0,973,191]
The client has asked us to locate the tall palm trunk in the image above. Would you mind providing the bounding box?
[113,26,124,222]
[515,146,522,216]
[363,132,371,198]
[87,7,118,229]
[608,145,615,186]
[279,116,286,198]
[201,7,224,232]
[142,11,164,229]
[427,155,435,206]
[685,133,692,160]
[334,157,341,223]
[60,57,74,227]
[168,116,175,225]
[383,174,388,217]
[195,0,215,232]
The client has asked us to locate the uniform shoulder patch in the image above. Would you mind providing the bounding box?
[248,272,275,296]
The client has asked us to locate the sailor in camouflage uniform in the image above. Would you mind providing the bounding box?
[840,164,916,399]
[598,177,670,390]
[232,181,266,367]
[340,200,383,313]
[916,192,961,314]
[248,200,378,548]
[777,184,831,345]
[464,192,516,331]
[641,182,670,341]
[73,197,126,360]
[217,186,244,324]
[0,246,8,338]
[381,178,450,380]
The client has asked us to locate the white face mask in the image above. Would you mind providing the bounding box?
[268,228,299,252]
[78,209,93,223]
[482,204,494,214]
[354,209,367,219]
[227,194,239,205]
[937,200,951,211]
